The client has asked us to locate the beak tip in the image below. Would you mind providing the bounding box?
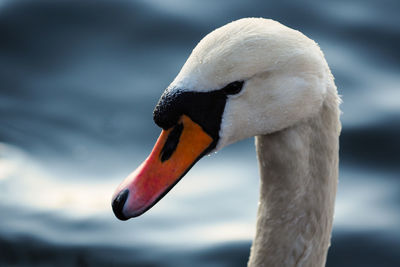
[112,189,130,221]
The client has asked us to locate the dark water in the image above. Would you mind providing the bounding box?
[0,0,399,266]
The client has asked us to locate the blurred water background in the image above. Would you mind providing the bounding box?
[0,0,399,266]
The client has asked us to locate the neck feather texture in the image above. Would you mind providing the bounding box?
[248,86,341,267]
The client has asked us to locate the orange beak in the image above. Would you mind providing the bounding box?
[112,115,213,220]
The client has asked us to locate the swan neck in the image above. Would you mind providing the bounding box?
[248,95,340,267]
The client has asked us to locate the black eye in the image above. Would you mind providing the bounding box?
[222,81,244,95]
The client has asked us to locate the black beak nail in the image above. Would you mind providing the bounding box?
[112,189,129,221]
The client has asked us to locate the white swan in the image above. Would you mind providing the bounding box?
[112,18,341,267]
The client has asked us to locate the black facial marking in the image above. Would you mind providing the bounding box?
[153,90,225,152]
[153,80,245,153]
[221,81,244,95]
[160,123,183,162]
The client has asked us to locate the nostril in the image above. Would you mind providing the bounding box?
[112,189,129,221]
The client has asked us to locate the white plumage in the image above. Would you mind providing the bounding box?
[168,18,341,266]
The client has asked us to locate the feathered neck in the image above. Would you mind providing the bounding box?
[248,85,341,267]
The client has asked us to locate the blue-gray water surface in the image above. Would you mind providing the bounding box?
[0,0,399,266]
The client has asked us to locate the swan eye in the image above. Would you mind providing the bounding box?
[222,81,244,95]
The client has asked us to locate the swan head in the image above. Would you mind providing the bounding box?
[112,18,330,220]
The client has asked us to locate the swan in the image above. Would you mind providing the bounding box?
[112,18,341,267]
